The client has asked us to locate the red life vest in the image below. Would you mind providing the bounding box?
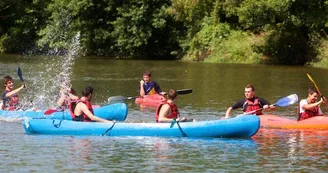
[1,91,19,111]
[297,103,320,121]
[243,97,262,115]
[155,102,178,122]
[69,100,93,122]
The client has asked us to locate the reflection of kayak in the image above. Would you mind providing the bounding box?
[0,103,128,121]
[135,94,166,107]
[23,115,260,138]
[260,114,328,129]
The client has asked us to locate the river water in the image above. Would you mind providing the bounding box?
[0,54,328,172]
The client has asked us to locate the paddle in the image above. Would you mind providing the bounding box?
[17,67,27,91]
[307,74,322,96]
[44,108,64,115]
[17,67,24,83]
[239,94,299,116]
[107,88,193,104]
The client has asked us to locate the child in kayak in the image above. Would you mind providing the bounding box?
[139,71,166,96]
[1,75,26,110]
[298,87,326,121]
[155,89,189,123]
[57,86,79,110]
[225,84,275,119]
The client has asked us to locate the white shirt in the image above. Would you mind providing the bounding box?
[299,99,323,114]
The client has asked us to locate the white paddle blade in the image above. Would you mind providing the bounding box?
[275,94,298,107]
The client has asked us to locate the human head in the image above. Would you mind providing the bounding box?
[167,89,177,100]
[3,75,14,89]
[82,86,94,100]
[244,84,255,99]
[307,87,320,103]
[142,71,152,83]
[70,88,77,96]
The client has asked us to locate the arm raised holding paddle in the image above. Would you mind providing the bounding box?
[298,87,326,121]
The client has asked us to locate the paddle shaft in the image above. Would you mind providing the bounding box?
[307,74,322,96]
[306,74,328,107]
[108,88,192,104]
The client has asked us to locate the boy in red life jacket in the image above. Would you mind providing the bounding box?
[225,84,275,119]
[70,86,114,123]
[155,89,187,123]
[298,87,326,121]
[139,71,166,96]
[1,75,26,110]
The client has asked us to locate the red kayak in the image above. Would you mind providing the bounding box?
[260,114,328,130]
[135,94,166,107]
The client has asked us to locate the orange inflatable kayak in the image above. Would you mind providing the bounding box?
[260,114,328,130]
[135,94,166,107]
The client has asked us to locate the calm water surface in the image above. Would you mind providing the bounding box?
[0,54,328,172]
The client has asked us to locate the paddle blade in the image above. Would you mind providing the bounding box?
[176,89,192,95]
[275,94,298,107]
[44,108,58,115]
[17,67,24,82]
[107,96,136,104]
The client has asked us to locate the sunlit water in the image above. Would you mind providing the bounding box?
[1,54,328,172]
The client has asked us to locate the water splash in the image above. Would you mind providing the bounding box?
[19,32,82,109]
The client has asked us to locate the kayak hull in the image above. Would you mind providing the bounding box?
[135,94,166,107]
[0,103,128,121]
[260,114,328,129]
[23,115,260,138]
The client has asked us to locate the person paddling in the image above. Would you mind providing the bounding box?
[139,71,166,96]
[69,86,114,123]
[1,75,26,110]
[297,87,326,121]
[225,84,275,119]
[57,87,79,110]
[155,89,189,123]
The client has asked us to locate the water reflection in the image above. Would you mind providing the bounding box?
[254,129,328,171]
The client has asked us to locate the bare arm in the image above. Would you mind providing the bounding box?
[139,80,145,96]
[79,104,114,123]
[225,107,233,119]
[158,104,174,123]
[302,98,323,110]
[5,84,25,97]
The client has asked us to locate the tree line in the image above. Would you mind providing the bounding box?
[1,0,328,66]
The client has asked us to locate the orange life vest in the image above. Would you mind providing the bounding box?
[243,97,262,115]
[69,100,93,122]
[155,102,178,122]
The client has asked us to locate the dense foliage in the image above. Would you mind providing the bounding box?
[1,0,328,65]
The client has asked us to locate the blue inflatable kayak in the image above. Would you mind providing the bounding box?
[23,115,260,138]
[0,103,128,121]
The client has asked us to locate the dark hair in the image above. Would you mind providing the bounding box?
[70,88,77,96]
[82,86,93,96]
[3,75,13,89]
[308,87,319,95]
[143,71,151,77]
[245,84,255,91]
[167,89,177,100]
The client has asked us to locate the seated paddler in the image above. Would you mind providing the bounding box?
[298,87,326,121]
[225,84,275,119]
[155,89,189,123]
[139,71,166,96]
[69,86,114,123]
